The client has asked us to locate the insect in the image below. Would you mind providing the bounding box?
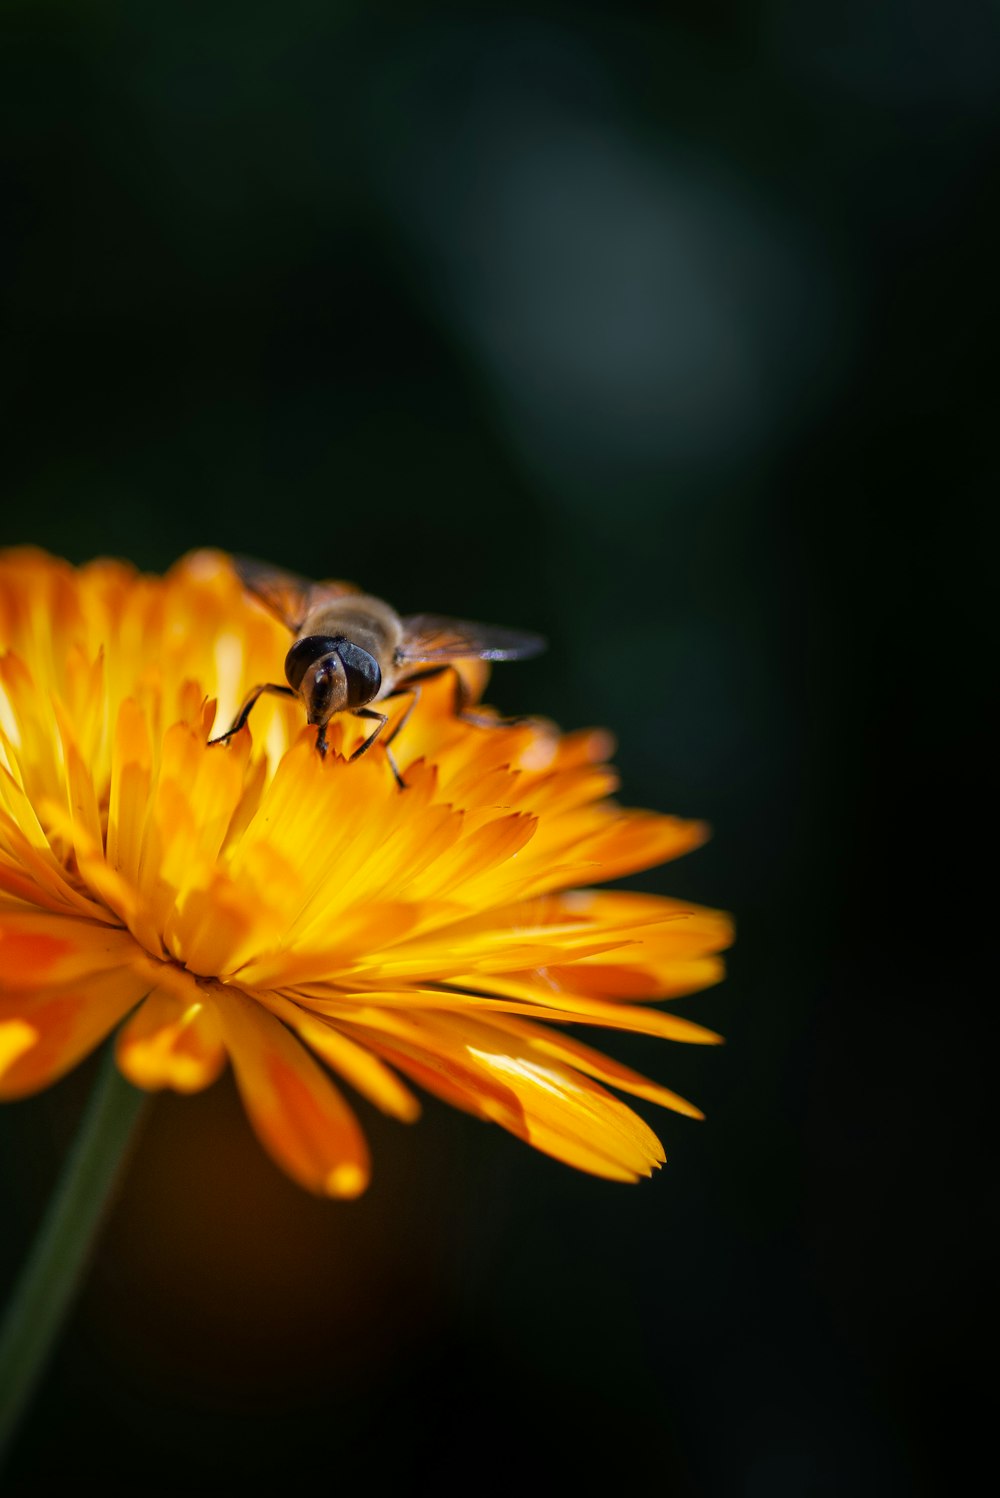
[208,556,546,784]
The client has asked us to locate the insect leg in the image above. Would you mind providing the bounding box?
[393,664,468,714]
[350,708,406,789]
[349,707,389,757]
[378,669,458,788]
[460,707,533,728]
[207,683,296,745]
[382,682,424,747]
[394,665,530,729]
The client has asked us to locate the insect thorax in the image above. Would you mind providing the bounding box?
[301,595,402,666]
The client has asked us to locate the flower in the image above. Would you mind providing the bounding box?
[0,547,731,1196]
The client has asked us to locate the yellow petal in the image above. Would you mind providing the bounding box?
[116,984,226,1094]
[105,696,152,883]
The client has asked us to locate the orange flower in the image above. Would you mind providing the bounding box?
[0,548,730,1196]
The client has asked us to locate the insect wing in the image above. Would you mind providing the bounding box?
[234,556,358,632]
[398,613,546,663]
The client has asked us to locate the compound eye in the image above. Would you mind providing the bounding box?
[340,645,382,708]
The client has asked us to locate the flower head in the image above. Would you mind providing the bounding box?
[0,548,730,1196]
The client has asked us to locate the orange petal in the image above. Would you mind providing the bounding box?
[0,798,110,922]
[485,1014,705,1119]
[0,966,149,1099]
[0,911,139,990]
[288,981,724,1044]
[257,990,420,1122]
[515,811,710,895]
[342,1011,666,1182]
[431,814,538,896]
[210,985,370,1197]
[53,701,103,859]
[539,955,729,1000]
[443,972,725,1042]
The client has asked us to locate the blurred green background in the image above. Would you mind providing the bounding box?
[0,3,992,1494]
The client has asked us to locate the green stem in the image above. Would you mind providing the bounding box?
[0,1042,149,1469]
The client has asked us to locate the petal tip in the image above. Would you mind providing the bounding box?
[0,1019,39,1084]
[325,1162,368,1198]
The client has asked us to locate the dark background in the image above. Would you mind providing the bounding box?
[1,3,993,1494]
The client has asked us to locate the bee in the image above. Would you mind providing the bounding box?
[208,556,546,783]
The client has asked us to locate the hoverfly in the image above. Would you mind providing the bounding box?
[208,556,546,784]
